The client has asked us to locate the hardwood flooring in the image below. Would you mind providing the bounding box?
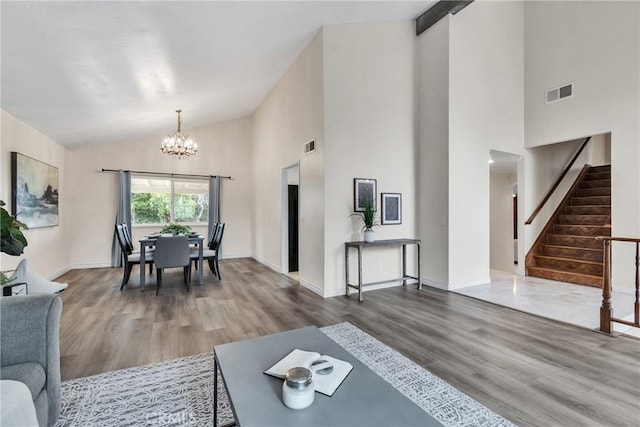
[57,258,639,426]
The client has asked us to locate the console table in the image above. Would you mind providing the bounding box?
[345,238,421,301]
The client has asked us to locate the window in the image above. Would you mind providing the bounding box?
[131,177,209,226]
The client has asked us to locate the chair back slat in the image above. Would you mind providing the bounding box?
[211,223,225,251]
[114,224,131,255]
[122,223,135,252]
[208,222,219,248]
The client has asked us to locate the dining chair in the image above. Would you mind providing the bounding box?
[121,222,154,257]
[121,222,135,253]
[115,224,155,290]
[189,222,218,273]
[154,235,191,295]
[190,222,225,280]
[208,222,219,247]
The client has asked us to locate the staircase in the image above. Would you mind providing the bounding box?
[526,165,611,287]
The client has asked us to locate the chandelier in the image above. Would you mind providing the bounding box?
[161,110,198,158]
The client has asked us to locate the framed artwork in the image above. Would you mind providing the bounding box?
[11,152,59,228]
[381,193,402,225]
[354,178,377,212]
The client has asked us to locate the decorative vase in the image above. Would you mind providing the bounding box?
[363,228,375,243]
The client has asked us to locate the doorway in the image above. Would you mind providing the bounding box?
[288,184,299,272]
[281,163,300,278]
[489,150,522,273]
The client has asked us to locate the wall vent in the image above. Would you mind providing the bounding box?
[304,140,316,155]
[546,83,573,104]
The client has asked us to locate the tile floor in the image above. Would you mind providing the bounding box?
[453,268,639,338]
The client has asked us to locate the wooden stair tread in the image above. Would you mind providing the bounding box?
[527,265,601,279]
[526,266,603,287]
[542,244,602,253]
[533,255,602,266]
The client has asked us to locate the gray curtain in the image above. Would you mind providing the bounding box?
[111,170,132,267]
[208,176,221,252]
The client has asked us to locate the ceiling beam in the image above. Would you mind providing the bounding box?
[416,1,474,36]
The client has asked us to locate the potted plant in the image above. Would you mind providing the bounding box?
[160,223,192,235]
[353,201,378,243]
[0,200,28,285]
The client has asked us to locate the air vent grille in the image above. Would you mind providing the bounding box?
[304,140,315,155]
[546,83,573,104]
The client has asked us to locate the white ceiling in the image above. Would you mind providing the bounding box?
[1,1,435,150]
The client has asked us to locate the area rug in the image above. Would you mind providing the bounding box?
[56,322,515,427]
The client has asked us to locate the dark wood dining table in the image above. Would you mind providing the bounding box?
[138,234,204,292]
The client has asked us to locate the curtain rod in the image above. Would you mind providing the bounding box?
[101,168,231,180]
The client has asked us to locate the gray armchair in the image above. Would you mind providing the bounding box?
[0,294,62,427]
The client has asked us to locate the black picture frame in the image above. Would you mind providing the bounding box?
[381,193,402,225]
[353,178,377,212]
[11,152,59,228]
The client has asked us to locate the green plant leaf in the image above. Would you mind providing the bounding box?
[351,201,378,231]
[0,202,28,256]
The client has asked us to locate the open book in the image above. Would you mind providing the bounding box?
[264,349,353,396]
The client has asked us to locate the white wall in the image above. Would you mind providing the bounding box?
[525,1,640,287]
[0,110,72,278]
[323,21,417,297]
[447,0,525,288]
[417,17,450,287]
[490,172,516,272]
[252,31,325,293]
[419,1,525,289]
[68,116,253,268]
[588,133,610,166]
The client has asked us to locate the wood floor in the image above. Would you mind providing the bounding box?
[57,258,639,426]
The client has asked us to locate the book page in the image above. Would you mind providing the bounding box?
[313,355,353,397]
[264,349,320,378]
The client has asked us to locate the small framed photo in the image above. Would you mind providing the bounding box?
[354,178,377,212]
[381,193,402,225]
[2,282,28,296]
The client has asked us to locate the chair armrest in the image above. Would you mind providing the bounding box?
[0,294,62,424]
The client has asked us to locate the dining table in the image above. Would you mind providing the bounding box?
[138,234,204,292]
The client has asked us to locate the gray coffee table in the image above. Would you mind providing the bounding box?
[213,326,441,427]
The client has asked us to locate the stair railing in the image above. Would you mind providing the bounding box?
[595,236,640,334]
[525,136,592,225]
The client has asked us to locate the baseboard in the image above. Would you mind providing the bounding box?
[70,262,112,270]
[220,253,252,260]
[421,277,491,291]
[47,262,113,280]
[47,265,73,281]
[420,278,448,290]
[447,277,491,290]
[323,281,403,298]
[323,287,347,298]
[252,256,281,273]
[299,278,324,297]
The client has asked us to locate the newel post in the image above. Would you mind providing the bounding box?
[600,239,613,334]
[634,242,639,325]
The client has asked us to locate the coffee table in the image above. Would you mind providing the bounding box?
[213,326,441,427]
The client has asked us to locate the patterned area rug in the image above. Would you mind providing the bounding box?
[57,322,515,427]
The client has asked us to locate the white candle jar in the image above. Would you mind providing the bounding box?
[282,367,314,410]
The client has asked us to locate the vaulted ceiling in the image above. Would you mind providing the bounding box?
[1,1,435,149]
